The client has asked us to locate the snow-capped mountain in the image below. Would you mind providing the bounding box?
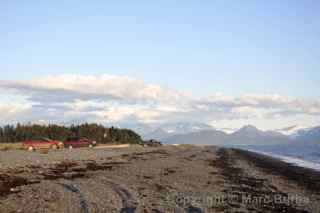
[163,124,291,146]
[164,129,229,145]
[143,128,170,141]
[141,122,214,140]
[228,125,290,145]
[159,122,213,135]
[232,125,262,136]
[120,121,320,144]
[294,126,320,143]
[231,125,285,138]
[215,127,237,134]
[274,125,312,137]
[118,122,155,136]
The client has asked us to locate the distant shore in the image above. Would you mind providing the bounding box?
[1,145,319,212]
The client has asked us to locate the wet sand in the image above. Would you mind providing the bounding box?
[0,145,319,212]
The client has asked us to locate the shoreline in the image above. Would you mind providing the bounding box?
[231,148,320,193]
[242,148,320,171]
[1,145,319,212]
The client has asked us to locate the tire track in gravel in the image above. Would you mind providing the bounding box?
[115,187,136,213]
[58,183,89,213]
[100,179,138,212]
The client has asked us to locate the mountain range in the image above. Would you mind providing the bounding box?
[273,125,312,137]
[128,122,320,146]
[162,125,292,146]
[294,126,320,143]
[143,122,213,141]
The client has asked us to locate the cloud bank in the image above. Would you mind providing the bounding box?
[0,74,319,129]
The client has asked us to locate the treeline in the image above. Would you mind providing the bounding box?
[0,123,143,144]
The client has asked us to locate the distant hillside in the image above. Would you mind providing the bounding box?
[273,125,312,137]
[163,125,292,146]
[294,126,320,143]
[227,125,291,145]
[140,122,214,140]
[163,129,229,145]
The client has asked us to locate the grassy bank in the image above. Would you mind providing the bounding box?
[0,143,23,151]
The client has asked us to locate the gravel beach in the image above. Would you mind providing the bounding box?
[0,146,149,169]
[0,145,319,213]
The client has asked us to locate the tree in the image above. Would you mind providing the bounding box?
[0,123,143,144]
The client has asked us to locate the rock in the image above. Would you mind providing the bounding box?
[143,140,162,147]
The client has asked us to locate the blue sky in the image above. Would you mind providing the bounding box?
[0,0,319,129]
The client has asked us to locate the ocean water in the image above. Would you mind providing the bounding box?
[227,143,320,171]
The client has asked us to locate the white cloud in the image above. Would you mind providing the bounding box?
[0,74,319,129]
[0,74,189,104]
[0,103,31,124]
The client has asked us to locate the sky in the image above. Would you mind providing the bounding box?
[0,0,320,130]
